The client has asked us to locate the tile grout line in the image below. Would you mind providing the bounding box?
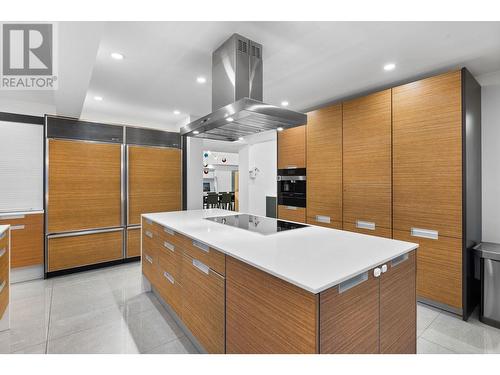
[44,283,55,354]
[418,336,459,354]
[417,308,442,338]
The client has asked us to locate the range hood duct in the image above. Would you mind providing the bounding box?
[180,33,307,141]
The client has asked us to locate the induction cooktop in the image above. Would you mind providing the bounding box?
[205,214,308,235]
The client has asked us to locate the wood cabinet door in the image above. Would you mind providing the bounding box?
[48,230,123,272]
[128,146,181,225]
[126,227,141,258]
[181,254,225,354]
[278,125,306,169]
[394,230,462,310]
[0,213,43,268]
[393,70,462,238]
[320,269,380,353]
[306,104,343,227]
[48,139,122,233]
[343,90,392,230]
[379,251,416,354]
[277,205,306,223]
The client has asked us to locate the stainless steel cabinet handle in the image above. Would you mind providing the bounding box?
[373,268,382,278]
[381,264,388,273]
[163,241,175,252]
[163,271,175,284]
[145,255,153,264]
[356,220,375,231]
[410,227,438,240]
[163,227,175,236]
[391,253,409,267]
[10,225,25,231]
[286,206,297,210]
[0,214,25,220]
[315,215,331,224]
[286,165,297,169]
[145,230,153,239]
[338,272,368,293]
[192,240,209,253]
[0,248,6,258]
[0,280,5,294]
[192,259,210,275]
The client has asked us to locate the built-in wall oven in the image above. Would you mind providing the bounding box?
[277,168,306,208]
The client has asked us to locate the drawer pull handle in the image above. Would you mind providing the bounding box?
[163,271,175,284]
[145,231,153,239]
[192,240,209,253]
[0,248,6,258]
[192,259,210,275]
[164,227,175,236]
[391,253,409,267]
[10,225,25,231]
[163,241,175,252]
[356,220,375,231]
[145,255,153,264]
[0,214,25,220]
[338,272,368,293]
[286,165,297,169]
[0,280,5,294]
[315,215,330,224]
[411,227,438,240]
[286,206,297,210]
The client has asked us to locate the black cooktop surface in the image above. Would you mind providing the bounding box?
[205,214,308,235]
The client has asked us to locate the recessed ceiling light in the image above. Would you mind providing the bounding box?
[383,63,396,71]
[173,110,180,115]
[277,127,284,132]
[193,130,199,135]
[226,117,234,122]
[238,137,244,141]
[93,96,103,101]
[196,76,207,84]
[281,101,289,107]
[111,52,124,60]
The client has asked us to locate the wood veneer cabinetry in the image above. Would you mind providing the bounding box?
[0,230,9,320]
[126,227,141,258]
[306,104,343,227]
[48,139,122,233]
[343,90,392,232]
[277,205,306,223]
[128,146,181,225]
[278,125,306,169]
[0,213,43,268]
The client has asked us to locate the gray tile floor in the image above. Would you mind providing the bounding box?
[1,262,500,354]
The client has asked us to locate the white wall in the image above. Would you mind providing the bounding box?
[238,132,277,216]
[482,84,500,243]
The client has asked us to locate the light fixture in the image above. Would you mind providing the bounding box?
[277,127,284,132]
[226,117,234,122]
[383,63,396,71]
[281,101,289,107]
[238,137,244,141]
[111,52,124,60]
[93,96,103,101]
[173,110,180,115]
[196,76,207,84]
[193,130,200,135]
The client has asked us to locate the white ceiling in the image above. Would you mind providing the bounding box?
[2,21,500,132]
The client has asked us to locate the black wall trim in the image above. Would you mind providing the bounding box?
[45,257,140,279]
[0,111,44,125]
[126,126,180,148]
[462,68,482,321]
[46,115,124,143]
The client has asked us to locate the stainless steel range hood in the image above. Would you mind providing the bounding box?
[180,33,307,141]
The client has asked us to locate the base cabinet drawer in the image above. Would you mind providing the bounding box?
[343,222,392,239]
[182,238,225,276]
[48,230,123,272]
[126,227,141,258]
[306,216,342,230]
[0,231,9,319]
[181,254,225,354]
[156,261,182,318]
[278,205,306,223]
[142,239,157,285]
[0,213,43,268]
[393,230,462,310]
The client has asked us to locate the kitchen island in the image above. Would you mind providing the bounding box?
[141,209,418,354]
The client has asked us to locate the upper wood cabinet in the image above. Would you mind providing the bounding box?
[128,146,181,225]
[306,104,343,227]
[343,90,392,231]
[392,70,463,238]
[278,125,306,169]
[48,139,122,233]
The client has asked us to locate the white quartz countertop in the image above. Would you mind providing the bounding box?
[142,209,418,294]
